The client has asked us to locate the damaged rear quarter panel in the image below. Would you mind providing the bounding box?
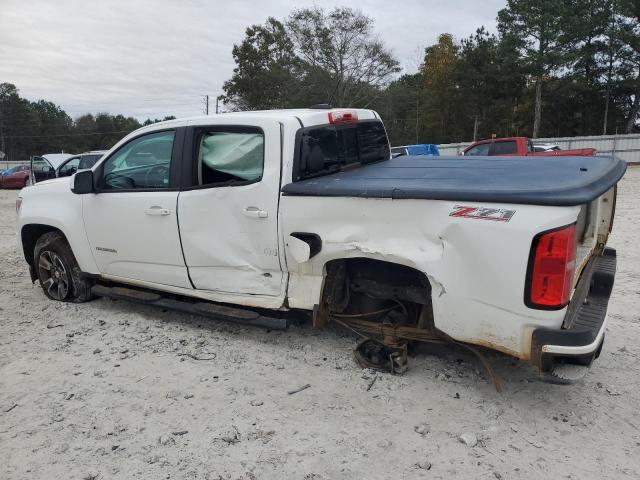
[281,195,581,359]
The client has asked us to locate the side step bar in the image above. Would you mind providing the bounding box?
[91,284,288,330]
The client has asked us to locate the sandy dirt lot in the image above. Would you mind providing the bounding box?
[1,170,639,480]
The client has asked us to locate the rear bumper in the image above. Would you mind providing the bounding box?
[531,247,616,373]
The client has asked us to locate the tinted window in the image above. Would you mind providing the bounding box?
[101,131,174,190]
[295,120,389,181]
[490,141,517,155]
[78,154,102,170]
[58,157,81,176]
[195,129,264,186]
[465,143,491,156]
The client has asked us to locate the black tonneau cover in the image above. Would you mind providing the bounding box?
[281,155,627,206]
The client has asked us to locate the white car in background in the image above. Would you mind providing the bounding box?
[533,143,562,152]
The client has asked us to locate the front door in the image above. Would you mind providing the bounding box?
[177,122,284,297]
[82,129,191,288]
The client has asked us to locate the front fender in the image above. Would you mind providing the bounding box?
[18,181,99,275]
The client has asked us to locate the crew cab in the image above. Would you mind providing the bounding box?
[463,136,596,157]
[16,109,625,384]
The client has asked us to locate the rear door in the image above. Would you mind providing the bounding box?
[177,121,284,297]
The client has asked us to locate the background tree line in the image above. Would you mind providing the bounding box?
[1,0,638,160]
[0,82,175,161]
[224,0,640,145]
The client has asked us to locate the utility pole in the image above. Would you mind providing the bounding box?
[202,95,209,115]
[216,96,220,114]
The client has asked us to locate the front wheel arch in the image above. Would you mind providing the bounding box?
[21,224,64,270]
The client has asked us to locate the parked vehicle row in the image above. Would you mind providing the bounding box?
[31,151,107,184]
[0,151,106,189]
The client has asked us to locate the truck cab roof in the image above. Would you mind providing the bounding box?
[136,108,380,132]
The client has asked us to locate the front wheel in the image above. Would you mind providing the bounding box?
[34,231,93,302]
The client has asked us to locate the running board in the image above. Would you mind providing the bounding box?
[91,284,287,330]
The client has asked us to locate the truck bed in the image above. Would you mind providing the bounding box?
[281,155,626,206]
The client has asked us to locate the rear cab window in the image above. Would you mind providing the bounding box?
[293,120,390,181]
[489,140,517,155]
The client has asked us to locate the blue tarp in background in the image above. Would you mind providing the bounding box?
[406,144,440,156]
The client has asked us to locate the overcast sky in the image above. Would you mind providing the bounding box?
[0,0,506,121]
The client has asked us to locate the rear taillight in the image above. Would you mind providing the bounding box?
[526,224,576,309]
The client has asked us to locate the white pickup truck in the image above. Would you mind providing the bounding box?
[16,108,625,383]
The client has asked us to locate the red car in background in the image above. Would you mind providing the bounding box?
[462,137,596,157]
[0,165,31,189]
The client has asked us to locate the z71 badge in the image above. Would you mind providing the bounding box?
[449,205,516,222]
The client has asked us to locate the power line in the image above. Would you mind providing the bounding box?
[49,94,207,108]
[3,130,134,139]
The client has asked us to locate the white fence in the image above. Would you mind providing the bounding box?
[438,133,640,164]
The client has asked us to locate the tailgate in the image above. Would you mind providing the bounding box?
[573,186,617,286]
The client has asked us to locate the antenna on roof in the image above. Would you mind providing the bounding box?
[310,103,332,109]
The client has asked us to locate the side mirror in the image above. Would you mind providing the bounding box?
[72,170,94,194]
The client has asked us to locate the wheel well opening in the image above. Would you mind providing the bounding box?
[314,257,433,330]
[21,224,64,267]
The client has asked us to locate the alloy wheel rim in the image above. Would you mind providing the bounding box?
[38,251,70,300]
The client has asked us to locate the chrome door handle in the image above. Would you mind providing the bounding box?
[144,206,171,216]
[243,207,268,218]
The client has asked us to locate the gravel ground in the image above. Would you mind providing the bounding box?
[1,170,639,480]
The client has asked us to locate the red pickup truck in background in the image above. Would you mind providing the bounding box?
[462,137,596,157]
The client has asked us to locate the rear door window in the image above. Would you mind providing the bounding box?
[489,141,517,155]
[78,154,102,170]
[295,120,390,181]
[191,128,264,187]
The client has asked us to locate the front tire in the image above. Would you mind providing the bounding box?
[34,231,93,302]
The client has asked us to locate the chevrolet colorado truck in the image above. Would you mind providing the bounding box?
[463,136,597,157]
[16,108,625,383]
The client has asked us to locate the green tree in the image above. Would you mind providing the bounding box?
[618,0,640,132]
[223,18,302,110]
[376,73,425,145]
[0,83,39,160]
[455,28,526,140]
[420,34,460,142]
[31,100,73,153]
[498,0,568,137]
[287,7,400,107]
